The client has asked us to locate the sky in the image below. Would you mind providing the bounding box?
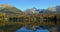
[0,0,60,11]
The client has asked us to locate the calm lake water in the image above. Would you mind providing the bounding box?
[16,27,50,32]
[16,20,60,32]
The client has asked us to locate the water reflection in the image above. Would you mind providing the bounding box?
[16,27,33,32]
[16,18,60,32]
[16,26,49,32]
[35,29,49,32]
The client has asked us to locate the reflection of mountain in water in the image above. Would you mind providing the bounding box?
[16,27,49,32]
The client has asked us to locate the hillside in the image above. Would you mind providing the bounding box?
[0,4,22,15]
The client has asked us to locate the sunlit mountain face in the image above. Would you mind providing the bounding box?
[0,4,22,15]
[47,6,60,14]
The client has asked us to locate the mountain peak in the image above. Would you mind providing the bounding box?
[25,7,40,14]
[0,4,14,8]
[0,4,13,6]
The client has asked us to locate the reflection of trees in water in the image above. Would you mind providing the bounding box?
[43,15,57,25]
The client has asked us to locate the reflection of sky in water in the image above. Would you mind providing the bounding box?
[35,29,49,32]
[16,27,49,32]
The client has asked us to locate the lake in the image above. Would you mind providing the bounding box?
[16,27,50,32]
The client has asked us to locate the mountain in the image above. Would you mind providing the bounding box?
[39,6,60,14]
[0,4,60,15]
[0,4,22,15]
[24,7,40,14]
[44,6,60,14]
[25,6,60,14]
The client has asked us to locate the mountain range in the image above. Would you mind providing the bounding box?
[0,4,60,16]
[25,6,60,14]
